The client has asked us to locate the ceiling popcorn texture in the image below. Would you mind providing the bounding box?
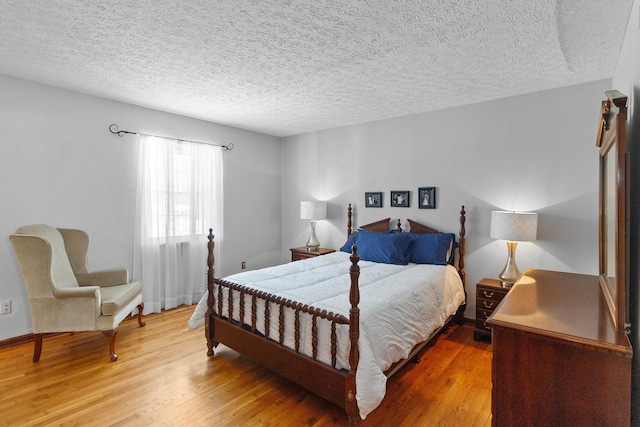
[0,1,632,137]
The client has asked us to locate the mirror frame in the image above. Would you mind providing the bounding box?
[595,90,628,332]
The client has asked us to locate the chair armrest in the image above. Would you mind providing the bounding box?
[53,286,100,298]
[76,270,129,287]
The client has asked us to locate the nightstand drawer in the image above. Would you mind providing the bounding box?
[290,247,335,262]
[474,278,510,341]
[477,287,508,303]
[475,308,494,331]
[477,297,501,311]
[476,308,494,322]
[292,251,316,261]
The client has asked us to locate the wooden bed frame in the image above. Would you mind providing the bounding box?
[204,204,466,424]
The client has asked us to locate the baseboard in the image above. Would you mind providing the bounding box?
[0,311,148,351]
[1,315,477,350]
[0,332,63,350]
[0,333,34,350]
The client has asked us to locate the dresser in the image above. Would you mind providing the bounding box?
[474,278,509,341]
[486,269,632,427]
[290,247,335,262]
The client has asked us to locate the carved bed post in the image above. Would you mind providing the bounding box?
[452,206,467,326]
[347,203,352,236]
[458,206,466,286]
[206,228,215,356]
[346,244,360,423]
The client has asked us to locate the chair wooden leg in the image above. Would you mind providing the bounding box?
[102,329,118,361]
[137,302,146,327]
[33,333,43,363]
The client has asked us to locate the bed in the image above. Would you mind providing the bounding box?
[189,204,467,423]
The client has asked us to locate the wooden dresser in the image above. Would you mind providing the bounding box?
[486,269,632,427]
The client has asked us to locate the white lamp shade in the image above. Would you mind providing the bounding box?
[490,211,538,241]
[300,201,327,220]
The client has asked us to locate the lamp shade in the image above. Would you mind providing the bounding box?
[300,201,327,220]
[490,211,538,242]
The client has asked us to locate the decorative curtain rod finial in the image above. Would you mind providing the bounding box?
[109,124,136,137]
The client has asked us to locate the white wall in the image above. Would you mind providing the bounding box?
[0,73,617,339]
[612,0,640,422]
[0,75,282,340]
[281,79,610,318]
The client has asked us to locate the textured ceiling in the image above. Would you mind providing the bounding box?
[0,1,633,137]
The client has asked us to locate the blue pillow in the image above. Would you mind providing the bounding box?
[409,233,455,265]
[340,232,359,253]
[339,229,394,253]
[356,229,412,265]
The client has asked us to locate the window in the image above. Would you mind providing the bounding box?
[134,134,223,312]
[138,136,222,240]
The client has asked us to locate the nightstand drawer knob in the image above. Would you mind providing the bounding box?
[483,290,494,298]
[483,301,495,309]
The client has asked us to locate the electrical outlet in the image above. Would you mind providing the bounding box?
[1,300,11,315]
[241,261,246,270]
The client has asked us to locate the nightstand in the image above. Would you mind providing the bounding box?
[290,247,335,262]
[474,278,510,341]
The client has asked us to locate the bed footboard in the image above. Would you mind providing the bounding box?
[210,277,350,367]
[205,229,361,423]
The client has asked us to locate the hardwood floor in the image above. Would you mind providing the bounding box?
[0,306,493,426]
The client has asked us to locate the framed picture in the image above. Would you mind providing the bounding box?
[418,187,436,209]
[391,191,410,207]
[365,192,382,207]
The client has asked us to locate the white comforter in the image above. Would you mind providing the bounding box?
[188,251,465,419]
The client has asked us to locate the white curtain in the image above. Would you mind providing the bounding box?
[134,134,223,314]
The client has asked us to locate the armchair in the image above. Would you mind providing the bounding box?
[10,224,145,362]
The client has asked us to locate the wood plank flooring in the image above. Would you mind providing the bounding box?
[0,306,493,426]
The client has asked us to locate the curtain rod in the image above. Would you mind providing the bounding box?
[109,124,234,151]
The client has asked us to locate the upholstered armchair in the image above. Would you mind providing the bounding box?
[10,225,145,362]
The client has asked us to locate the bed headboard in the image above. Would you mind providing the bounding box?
[347,204,394,235]
[407,219,440,234]
[345,204,466,285]
[408,207,467,285]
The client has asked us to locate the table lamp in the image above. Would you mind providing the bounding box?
[300,201,327,251]
[490,211,538,286]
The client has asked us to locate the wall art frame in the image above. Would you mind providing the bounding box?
[418,187,436,209]
[365,192,382,208]
[391,191,410,207]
